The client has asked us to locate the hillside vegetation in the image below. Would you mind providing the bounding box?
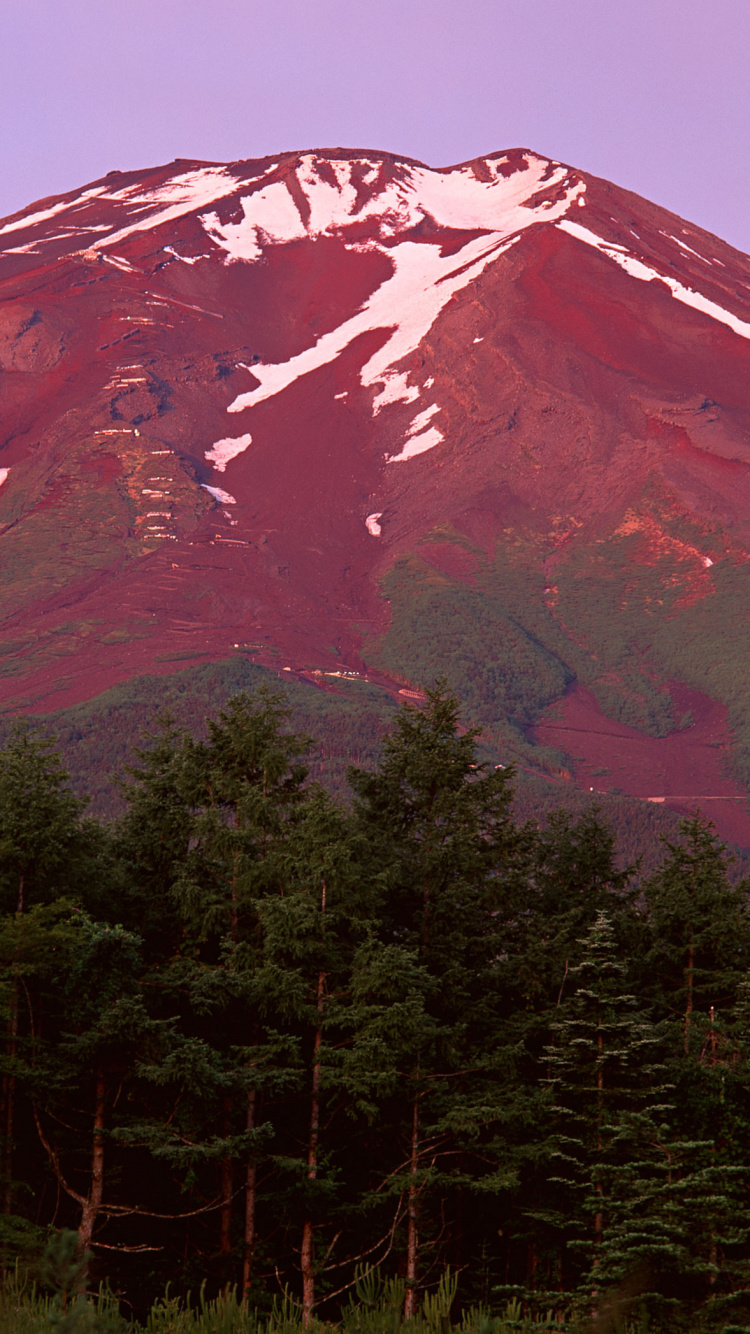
[0,657,723,877]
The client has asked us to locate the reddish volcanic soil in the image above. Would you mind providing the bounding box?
[534,683,750,846]
[3,146,750,833]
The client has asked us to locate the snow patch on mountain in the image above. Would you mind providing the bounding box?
[407,403,440,434]
[103,254,134,272]
[0,168,258,256]
[0,187,107,239]
[372,372,420,413]
[102,169,241,209]
[216,156,586,419]
[365,513,382,536]
[205,434,253,472]
[203,153,583,260]
[386,402,444,462]
[662,232,705,262]
[226,231,525,418]
[202,180,305,261]
[387,426,443,463]
[558,219,750,342]
[90,169,248,252]
[0,469,9,487]
[164,246,211,265]
[201,484,236,504]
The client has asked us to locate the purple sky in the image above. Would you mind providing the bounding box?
[3,0,750,252]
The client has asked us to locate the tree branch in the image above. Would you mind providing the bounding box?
[314,1202,405,1305]
[32,1103,87,1208]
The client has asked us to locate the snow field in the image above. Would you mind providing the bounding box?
[558,219,750,343]
[217,156,584,434]
[203,153,581,260]
[0,186,107,239]
[226,232,523,420]
[386,402,444,462]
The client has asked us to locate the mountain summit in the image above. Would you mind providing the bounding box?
[2,148,750,838]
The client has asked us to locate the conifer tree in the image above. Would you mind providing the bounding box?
[0,723,101,1223]
[131,689,317,1295]
[249,785,367,1321]
[643,815,750,1055]
[0,721,90,915]
[116,716,195,954]
[540,910,750,1330]
[517,807,637,1013]
[348,684,527,1314]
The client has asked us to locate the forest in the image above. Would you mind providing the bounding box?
[1,684,750,1333]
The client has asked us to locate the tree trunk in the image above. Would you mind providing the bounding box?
[684,940,695,1054]
[2,979,18,1216]
[594,1021,604,1257]
[527,1240,538,1290]
[301,1218,315,1327]
[220,1094,233,1258]
[242,1086,257,1302]
[3,879,24,1218]
[404,1094,420,1319]
[301,879,327,1326]
[78,1066,106,1268]
[301,970,324,1326]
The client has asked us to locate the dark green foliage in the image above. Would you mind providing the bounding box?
[2,644,744,887]
[642,817,750,1047]
[0,660,399,818]
[0,688,750,1332]
[541,914,693,1324]
[0,722,91,915]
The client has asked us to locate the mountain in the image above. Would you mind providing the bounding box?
[2,146,750,842]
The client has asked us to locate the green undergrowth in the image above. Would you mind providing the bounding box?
[407,523,679,738]
[0,465,128,621]
[0,1269,575,1334]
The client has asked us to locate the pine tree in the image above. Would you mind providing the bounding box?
[132,689,320,1296]
[249,785,366,1322]
[643,815,750,1056]
[17,910,155,1277]
[516,807,638,1014]
[0,720,90,915]
[639,817,750,1325]
[540,912,693,1327]
[348,684,528,1315]
[0,722,101,1222]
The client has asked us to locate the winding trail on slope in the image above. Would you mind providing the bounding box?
[534,682,750,846]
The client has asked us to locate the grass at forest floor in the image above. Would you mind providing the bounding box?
[0,1278,568,1334]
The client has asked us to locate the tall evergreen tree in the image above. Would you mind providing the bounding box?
[539,910,750,1330]
[0,722,89,917]
[0,723,106,1226]
[133,690,319,1296]
[643,815,750,1054]
[348,685,528,1314]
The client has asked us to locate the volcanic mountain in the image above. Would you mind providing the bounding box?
[3,147,750,840]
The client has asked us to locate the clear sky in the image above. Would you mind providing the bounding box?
[3,0,750,253]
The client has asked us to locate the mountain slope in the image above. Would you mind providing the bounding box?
[2,147,750,840]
